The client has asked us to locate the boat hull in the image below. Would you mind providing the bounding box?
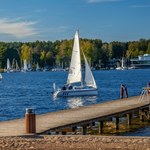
[53,88,98,97]
[131,64,150,69]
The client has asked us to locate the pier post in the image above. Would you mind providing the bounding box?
[62,131,66,135]
[72,126,77,134]
[25,108,36,133]
[98,121,104,134]
[56,131,59,135]
[92,122,95,126]
[72,126,77,132]
[127,113,132,125]
[82,125,87,135]
[139,110,144,122]
[115,117,119,130]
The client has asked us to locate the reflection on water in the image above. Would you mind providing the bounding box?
[67,98,83,108]
[123,127,150,136]
[67,96,97,109]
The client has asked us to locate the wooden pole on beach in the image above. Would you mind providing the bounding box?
[25,108,36,133]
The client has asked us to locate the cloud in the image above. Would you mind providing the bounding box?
[0,18,38,39]
[130,5,150,8]
[87,0,121,3]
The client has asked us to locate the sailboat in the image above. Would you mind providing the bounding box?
[21,60,28,72]
[15,60,20,72]
[36,62,40,71]
[121,57,127,70]
[116,57,127,70]
[5,58,12,73]
[53,31,98,97]
[0,73,2,80]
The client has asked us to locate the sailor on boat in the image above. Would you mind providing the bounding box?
[53,30,98,97]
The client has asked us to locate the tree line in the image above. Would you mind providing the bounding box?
[0,38,150,69]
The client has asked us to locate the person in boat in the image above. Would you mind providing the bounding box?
[62,85,66,90]
[68,85,73,90]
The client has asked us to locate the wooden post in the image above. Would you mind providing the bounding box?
[115,117,119,130]
[92,122,95,126]
[56,131,59,135]
[72,126,77,132]
[127,113,132,125]
[82,125,87,135]
[62,131,66,135]
[98,121,104,134]
[25,108,36,133]
[139,110,144,122]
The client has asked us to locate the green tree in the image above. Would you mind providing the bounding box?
[146,42,150,54]
[0,43,7,68]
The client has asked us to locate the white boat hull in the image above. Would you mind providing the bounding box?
[53,88,98,97]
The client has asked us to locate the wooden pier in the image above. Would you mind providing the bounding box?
[0,94,150,136]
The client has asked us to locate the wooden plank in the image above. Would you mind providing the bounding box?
[0,95,149,136]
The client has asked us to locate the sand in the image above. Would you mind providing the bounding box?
[0,135,150,150]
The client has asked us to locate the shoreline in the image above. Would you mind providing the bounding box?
[0,135,150,150]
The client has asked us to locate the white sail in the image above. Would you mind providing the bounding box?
[36,62,40,71]
[7,59,11,70]
[67,31,82,84]
[16,61,19,70]
[23,60,28,71]
[0,73,2,79]
[121,57,124,68]
[83,52,97,88]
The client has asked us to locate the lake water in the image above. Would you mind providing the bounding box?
[0,69,150,136]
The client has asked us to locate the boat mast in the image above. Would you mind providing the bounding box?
[78,30,83,87]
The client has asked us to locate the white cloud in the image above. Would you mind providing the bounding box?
[0,18,38,39]
[87,0,121,3]
[130,5,150,8]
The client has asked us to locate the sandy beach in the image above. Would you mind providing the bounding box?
[0,135,150,150]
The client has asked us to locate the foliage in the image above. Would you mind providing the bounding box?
[0,38,150,69]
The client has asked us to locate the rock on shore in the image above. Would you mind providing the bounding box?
[0,135,150,150]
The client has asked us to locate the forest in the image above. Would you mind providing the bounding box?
[0,38,150,70]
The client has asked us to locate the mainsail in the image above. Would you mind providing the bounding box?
[7,59,11,70]
[23,60,28,71]
[83,52,97,88]
[67,31,82,84]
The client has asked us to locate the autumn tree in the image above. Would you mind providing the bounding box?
[21,44,32,65]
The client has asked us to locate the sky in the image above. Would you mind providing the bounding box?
[0,0,150,42]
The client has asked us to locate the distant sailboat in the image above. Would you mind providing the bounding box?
[0,73,2,80]
[53,30,98,97]
[21,60,28,72]
[36,62,40,71]
[6,58,12,73]
[51,62,65,71]
[15,60,20,72]
[121,57,127,70]
[28,61,32,71]
[116,57,127,70]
